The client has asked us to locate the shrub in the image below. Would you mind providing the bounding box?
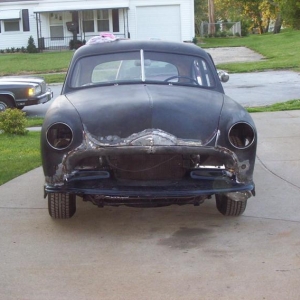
[69,39,84,50]
[27,36,38,53]
[0,108,28,135]
[192,36,198,44]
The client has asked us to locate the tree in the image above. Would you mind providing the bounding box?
[27,36,38,53]
[213,0,277,34]
[208,0,216,34]
[280,0,300,29]
[194,0,208,35]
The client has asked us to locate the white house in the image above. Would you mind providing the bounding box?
[0,0,195,50]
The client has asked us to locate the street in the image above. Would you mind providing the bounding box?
[23,70,300,117]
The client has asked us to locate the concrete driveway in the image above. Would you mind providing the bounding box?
[1,110,300,299]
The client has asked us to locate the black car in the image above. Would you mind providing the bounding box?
[41,38,257,219]
[0,76,52,111]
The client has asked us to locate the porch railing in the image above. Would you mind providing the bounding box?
[38,33,126,51]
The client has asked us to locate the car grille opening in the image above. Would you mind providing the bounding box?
[107,154,186,181]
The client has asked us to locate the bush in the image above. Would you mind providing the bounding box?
[0,109,28,135]
[27,36,38,53]
[69,39,84,50]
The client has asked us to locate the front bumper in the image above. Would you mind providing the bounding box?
[45,164,254,199]
[16,89,53,107]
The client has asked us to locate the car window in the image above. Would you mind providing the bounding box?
[70,51,215,88]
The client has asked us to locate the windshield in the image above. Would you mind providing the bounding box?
[70,50,215,88]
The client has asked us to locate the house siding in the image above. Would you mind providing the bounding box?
[0,0,194,50]
[0,3,38,49]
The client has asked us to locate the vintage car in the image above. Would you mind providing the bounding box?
[41,38,257,219]
[0,76,52,112]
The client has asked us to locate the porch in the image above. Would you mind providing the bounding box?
[34,5,129,51]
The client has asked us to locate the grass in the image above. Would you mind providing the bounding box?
[0,132,41,185]
[26,117,44,127]
[199,29,300,73]
[247,99,300,112]
[0,29,299,82]
[0,51,73,76]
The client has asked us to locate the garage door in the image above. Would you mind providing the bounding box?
[136,5,181,42]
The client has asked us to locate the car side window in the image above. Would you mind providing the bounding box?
[192,59,215,87]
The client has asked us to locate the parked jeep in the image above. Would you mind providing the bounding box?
[0,76,53,111]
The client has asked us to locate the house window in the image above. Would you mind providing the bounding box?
[50,12,63,40]
[4,19,20,31]
[83,10,94,32]
[97,9,109,32]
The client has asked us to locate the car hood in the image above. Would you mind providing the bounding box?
[65,84,224,144]
[0,76,44,85]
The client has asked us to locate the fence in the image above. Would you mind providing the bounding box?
[200,22,241,37]
[38,33,126,51]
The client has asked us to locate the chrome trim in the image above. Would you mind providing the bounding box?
[140,49,145,82]
[46,122,74,151]
[228,122,256,150]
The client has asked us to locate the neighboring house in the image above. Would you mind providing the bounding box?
[0,0,195,50]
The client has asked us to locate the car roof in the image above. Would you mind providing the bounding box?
[73,39,209,59]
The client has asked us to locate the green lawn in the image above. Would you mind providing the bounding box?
[0,51,73,77]
[0,132,41,185]
[199,29,300,73]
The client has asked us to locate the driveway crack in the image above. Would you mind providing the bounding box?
[256,155,300,190]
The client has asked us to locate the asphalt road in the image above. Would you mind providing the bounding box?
[23,70,300,117]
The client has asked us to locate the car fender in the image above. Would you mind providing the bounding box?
[0,91,16,103]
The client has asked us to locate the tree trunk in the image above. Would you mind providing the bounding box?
[273,13,282,34]
[265,18,270,33]
[208,0,215,35]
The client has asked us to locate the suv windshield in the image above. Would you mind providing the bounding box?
[70,50,215,88]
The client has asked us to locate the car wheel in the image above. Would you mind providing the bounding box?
[0,96,14,112]
[215,194,247,216]
[48,193,76,219]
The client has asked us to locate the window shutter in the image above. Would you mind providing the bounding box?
[71,11,79,34]
[22,9,30,31]
[112,9,119,32]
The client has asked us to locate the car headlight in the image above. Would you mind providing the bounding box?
[46,123,73,150]
[228,122,255,149]
[28,85,42,97]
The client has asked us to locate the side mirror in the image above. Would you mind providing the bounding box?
[218,70,229,83]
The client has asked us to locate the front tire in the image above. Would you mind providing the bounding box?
[0,96,14,112]
[48,193,76,219]
[215,194,247,216]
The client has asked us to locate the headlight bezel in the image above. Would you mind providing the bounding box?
[46,122,74,150]
[228,122,256,150]
[28,84,42,97]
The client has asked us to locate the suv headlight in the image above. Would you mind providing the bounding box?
[28,85,42,97]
